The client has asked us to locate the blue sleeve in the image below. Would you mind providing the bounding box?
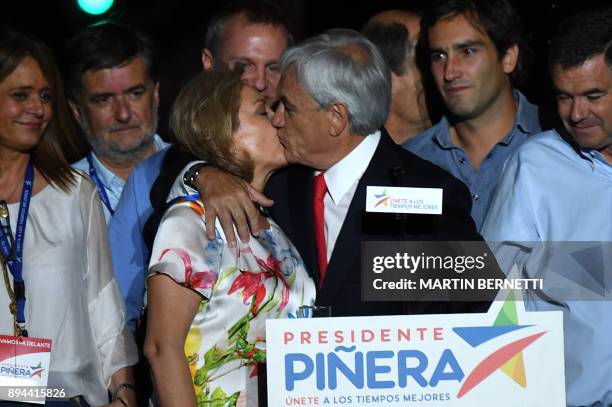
[108,166,151,333]
[481,146,540,277]
[481,149,539,242]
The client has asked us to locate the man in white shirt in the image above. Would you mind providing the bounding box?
[67,23,169,221]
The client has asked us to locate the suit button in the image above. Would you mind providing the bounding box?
[473,194,479,201]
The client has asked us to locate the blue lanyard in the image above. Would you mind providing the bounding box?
[86,153,115,216]
[0,160,34,336]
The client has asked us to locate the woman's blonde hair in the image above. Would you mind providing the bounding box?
[171,69,254,182]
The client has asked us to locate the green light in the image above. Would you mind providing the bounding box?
[77,0,114,15]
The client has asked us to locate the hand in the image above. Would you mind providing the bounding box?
[195,166,273,247]
[108,368,138,407]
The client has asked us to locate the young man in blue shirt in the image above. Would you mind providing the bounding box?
[404,0,543,230]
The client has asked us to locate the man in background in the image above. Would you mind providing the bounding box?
[68,23,169,221]
[482,6,612,405]
[404,0,542,230]
[109,0,292,333]
[362,9,431,143]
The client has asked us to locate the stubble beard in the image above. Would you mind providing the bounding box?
[81,107,159,167]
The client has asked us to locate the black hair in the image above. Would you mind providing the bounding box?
[549,6,612,71]
[204,0,292,61]
[64,22,158,100]
[419,0,530,87]
[362,22,413,76]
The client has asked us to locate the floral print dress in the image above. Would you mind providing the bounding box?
[148,195,316,406]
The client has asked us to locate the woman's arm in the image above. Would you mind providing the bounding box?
[144,274,202,407]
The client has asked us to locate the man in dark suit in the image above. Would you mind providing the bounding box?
[265,136,482,317]
[193,29,488,317]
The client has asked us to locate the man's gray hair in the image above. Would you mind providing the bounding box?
[279,28,391,135]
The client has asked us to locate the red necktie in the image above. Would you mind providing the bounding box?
[313,173,328,288]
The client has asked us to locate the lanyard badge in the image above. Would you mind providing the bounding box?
[0,160,34,337]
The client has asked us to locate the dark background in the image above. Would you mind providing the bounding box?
[1,0,608,141]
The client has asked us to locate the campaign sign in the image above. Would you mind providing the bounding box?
[0,335,52,404]
[266,296,565,406]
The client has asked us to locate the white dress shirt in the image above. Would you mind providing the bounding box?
[317,131,381,261]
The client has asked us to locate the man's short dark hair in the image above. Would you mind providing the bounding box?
[419,0,530,87]
[65,22,157,100]
[549,6,612,71]
[204,0,292,60]
[362,21,413,76]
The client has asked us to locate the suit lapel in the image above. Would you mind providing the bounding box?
[317,133,400,305]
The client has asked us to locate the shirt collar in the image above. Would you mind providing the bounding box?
[580,148,612,169]
[433,89,539,148]
[152,134,169,151]
[550,128,610,169]
[508,89,539,138]
[319,131,381,205]
[432,117,454,149]
[555,128,594,162]
[89,150,124,190]
[89,133,167,189]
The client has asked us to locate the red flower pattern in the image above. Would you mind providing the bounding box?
[228,254,290,313]
[159,248,217,289]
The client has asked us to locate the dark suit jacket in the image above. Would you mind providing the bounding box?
[265,130,486,317]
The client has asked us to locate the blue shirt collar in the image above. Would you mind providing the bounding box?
[509,89,539,139]
[89,134,168,190]
[88,149,123,191]
[554,128,611,167]
[432,89,539,149]
[432,116,454,149]
[580,148,612,168]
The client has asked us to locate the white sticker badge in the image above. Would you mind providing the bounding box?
[366,186,443,215]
